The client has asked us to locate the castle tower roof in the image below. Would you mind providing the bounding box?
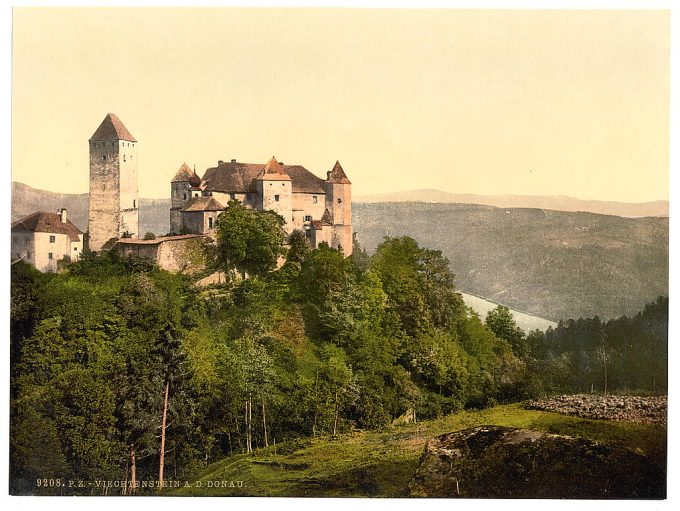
[172,162,202,187]
[256,156,291,181]
[172,162,194,182]
[90,113,137,142]
[327,160,351,184]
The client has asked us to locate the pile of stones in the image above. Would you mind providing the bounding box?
[525,394,667,426]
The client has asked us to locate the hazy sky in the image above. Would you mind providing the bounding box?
[12,8,669,201]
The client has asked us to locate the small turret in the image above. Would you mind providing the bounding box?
[170,162,201,234]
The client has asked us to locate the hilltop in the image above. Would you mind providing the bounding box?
[355,189,668,218]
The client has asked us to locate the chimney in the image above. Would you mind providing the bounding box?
[218,160,225,165]
[231,159,236,163]
[327,171,331,180]
[59,208,67,223]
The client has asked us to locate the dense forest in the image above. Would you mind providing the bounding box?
[9,202,668,495]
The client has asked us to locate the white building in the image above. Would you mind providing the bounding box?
[11,209,84,272]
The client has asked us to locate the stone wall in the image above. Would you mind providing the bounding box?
[88,139,138,250]
[257,179,293,229]
[291,192,327,231]
[116,235,208,274]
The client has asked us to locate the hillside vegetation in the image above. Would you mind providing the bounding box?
[172,403,667,497]
[354,202,668,321]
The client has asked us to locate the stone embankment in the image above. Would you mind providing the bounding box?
[525,394,667,426]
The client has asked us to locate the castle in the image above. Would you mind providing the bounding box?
[88,113,353,259]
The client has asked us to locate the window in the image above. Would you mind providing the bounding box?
[94,143,97,148]
[133,199,136,208]
[27,252,31,259]
[230,193,235,200]
[209,217,214,229]
[313,196,318,203]
[103,155,107,160]
[183,193,187,200]
[304,215,312,222]
[274,194,280,202]
[337,198,342,204]
[123,155,126,162]
[48,253,53,260]
[49,235,55,243]
[74,247,78,251]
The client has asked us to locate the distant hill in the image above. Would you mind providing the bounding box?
[11,182,171,235]
[353,202,668,321]
[12,182,667,322]
[354,189,668,218]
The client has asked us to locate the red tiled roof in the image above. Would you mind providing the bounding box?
[181,197,225,212]
[90,113,137,142]
[202,159,326,194]
[328,161,351,184]
[12,212,83,242]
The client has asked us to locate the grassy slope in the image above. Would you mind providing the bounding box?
[171,403,666,497]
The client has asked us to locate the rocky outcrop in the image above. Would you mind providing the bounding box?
[525,395,667,426]
[408,426,665,499]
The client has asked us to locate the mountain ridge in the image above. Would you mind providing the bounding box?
[354,188,668,218]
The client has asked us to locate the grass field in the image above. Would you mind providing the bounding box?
[170,403,667,497]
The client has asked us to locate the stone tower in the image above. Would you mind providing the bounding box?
[324,161,353,255]
[88,113,138,251]
[170,162,201,234]
[255,156,293,228]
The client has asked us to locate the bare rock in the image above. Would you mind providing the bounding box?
[407,426,665,499]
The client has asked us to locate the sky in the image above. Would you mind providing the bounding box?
[11,8,669,202]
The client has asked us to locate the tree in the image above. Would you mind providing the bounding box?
[286,229,310,264]
[143,232,156,240]
[214,200,286,278]
[485,305,528,359]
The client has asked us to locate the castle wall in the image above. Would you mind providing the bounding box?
[324,181,352,255]
[118,140,139,237]
[117,236,207,273]
[88,138,138,250]
[181,210,220,235]
[291,192,327,231]
[312,225,332,248]
[88,140,121,251]
[256,180,293,230]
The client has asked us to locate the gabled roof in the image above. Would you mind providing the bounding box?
[328,160,351,184]
[12,212,83,242]
[255,157,291,181]
[181,196,225,212]
[90,113,137,142]
[321,208,333,225]
[202,159,326,194]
